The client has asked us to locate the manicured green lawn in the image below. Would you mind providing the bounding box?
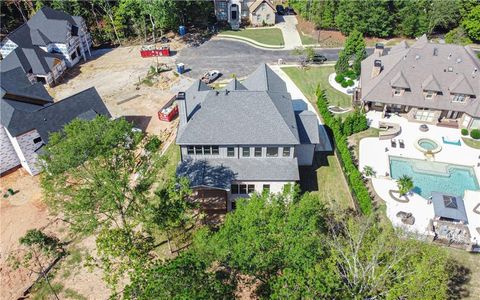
[159,143,181,183]
[298,29,318,45]
[219,28,284,46]
[299,153,353,211]
[462,137,480,149]
[282,66,352,108]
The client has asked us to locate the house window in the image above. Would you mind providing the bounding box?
[195,146,203,155]
[187,146,194,155]
[256,15,261,22]
[424,90,434,100]
[242,147,250,157]
[231,184,239,194]
[266,14,270,20]
[393,88,402,96]
[33,137,42,144]
[414,110,435,122]
[218,1,226,8]
[239,184,247,194]
[227,147,235,157]
[203,146,211,155]
[263,184,270,192]
[254,147,262,157]
[247,184,255,194]
[282,147,290,157]
[452,94,467,103]
[266,147,278,157]
[212,146,219,155]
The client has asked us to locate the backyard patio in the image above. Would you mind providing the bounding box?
[359,111,480,246]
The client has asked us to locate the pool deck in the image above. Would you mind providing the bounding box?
[360,111,480,245]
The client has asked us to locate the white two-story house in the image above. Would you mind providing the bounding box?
[214,0,276,29]
[176,64,323,211]
[0,7,92,86]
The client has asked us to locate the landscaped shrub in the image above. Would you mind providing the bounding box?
[315,87,373,215]
[345,79,355,87]
[470,129,480,139]
[335,74,345,84]
[344,69,356,79]
[341,81,349,88]
[461,128,469,136]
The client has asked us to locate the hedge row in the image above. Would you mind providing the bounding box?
[316,87,373,215]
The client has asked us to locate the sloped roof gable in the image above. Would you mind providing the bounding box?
[422,74,442,92]
[390,71,410,89]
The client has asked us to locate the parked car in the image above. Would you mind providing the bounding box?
[310,54,328,64]
[276,5,285,15]
[201,70,221,83]
[285,6,296,15]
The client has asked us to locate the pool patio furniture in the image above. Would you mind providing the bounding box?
[396,211,415,225]
[442,136,461,146]
[419,124,429,132]
[379,121,401,140]
[399,139,405,148]
[391,139,397,148]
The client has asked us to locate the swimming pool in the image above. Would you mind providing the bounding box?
[389,156,479,199]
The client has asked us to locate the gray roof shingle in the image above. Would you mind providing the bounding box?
[0,67,53,103]
[177,90,299,145]
[177,64,301,146]
[295,110,320,144]
[360,35,480,117]
[177,157,300,188]
[1,70,110,142]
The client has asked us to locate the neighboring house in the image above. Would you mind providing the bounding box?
[356,35,480,130]
[0,6,92,85]
[213,0,276,29]
[0,67,111,176]
[176,64,322,211]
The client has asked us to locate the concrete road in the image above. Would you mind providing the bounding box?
[176,39,368,79]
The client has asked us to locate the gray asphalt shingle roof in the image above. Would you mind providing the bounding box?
[295,110,320,144]
[177,157,300,189]
[1,46,63,75]
[360,35,480,117]
[1,69,110,142]
[177,64,300,145]
[432,192,468,223]
[0,67,53,103]
[177,90,299,145]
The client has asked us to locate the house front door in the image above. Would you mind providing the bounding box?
[231,4,238,20]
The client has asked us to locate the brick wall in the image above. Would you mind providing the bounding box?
[5,129,43,175]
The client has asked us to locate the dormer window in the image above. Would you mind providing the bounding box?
[393,88,402,96]
[452,93,467,103]
[424,90,435,100]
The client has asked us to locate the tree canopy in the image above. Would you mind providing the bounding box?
[126,191,454,299]
[289,0,479,40]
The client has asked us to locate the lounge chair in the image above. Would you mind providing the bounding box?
[399,139,405,148]
[391,139,397,148]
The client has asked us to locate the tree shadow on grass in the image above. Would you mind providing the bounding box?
[447,260,471,300]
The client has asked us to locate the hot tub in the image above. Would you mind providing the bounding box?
[414,138,442,154]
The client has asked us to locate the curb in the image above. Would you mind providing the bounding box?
[215,35,285,50]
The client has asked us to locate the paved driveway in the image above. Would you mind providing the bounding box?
[275,15,302,50]
[176,39,349,79]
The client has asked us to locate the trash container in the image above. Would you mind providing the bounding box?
[176,63,185,74]
[179,25,186,36]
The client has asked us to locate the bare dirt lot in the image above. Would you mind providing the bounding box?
[1,44,191,300]
[48,44,192,137]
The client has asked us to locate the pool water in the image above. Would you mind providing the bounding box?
[418,139,437,151]
[389,156,479,199]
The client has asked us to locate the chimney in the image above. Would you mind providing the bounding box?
[176,92,188,125]
[371,60,382,78]
[374,43,384,57]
